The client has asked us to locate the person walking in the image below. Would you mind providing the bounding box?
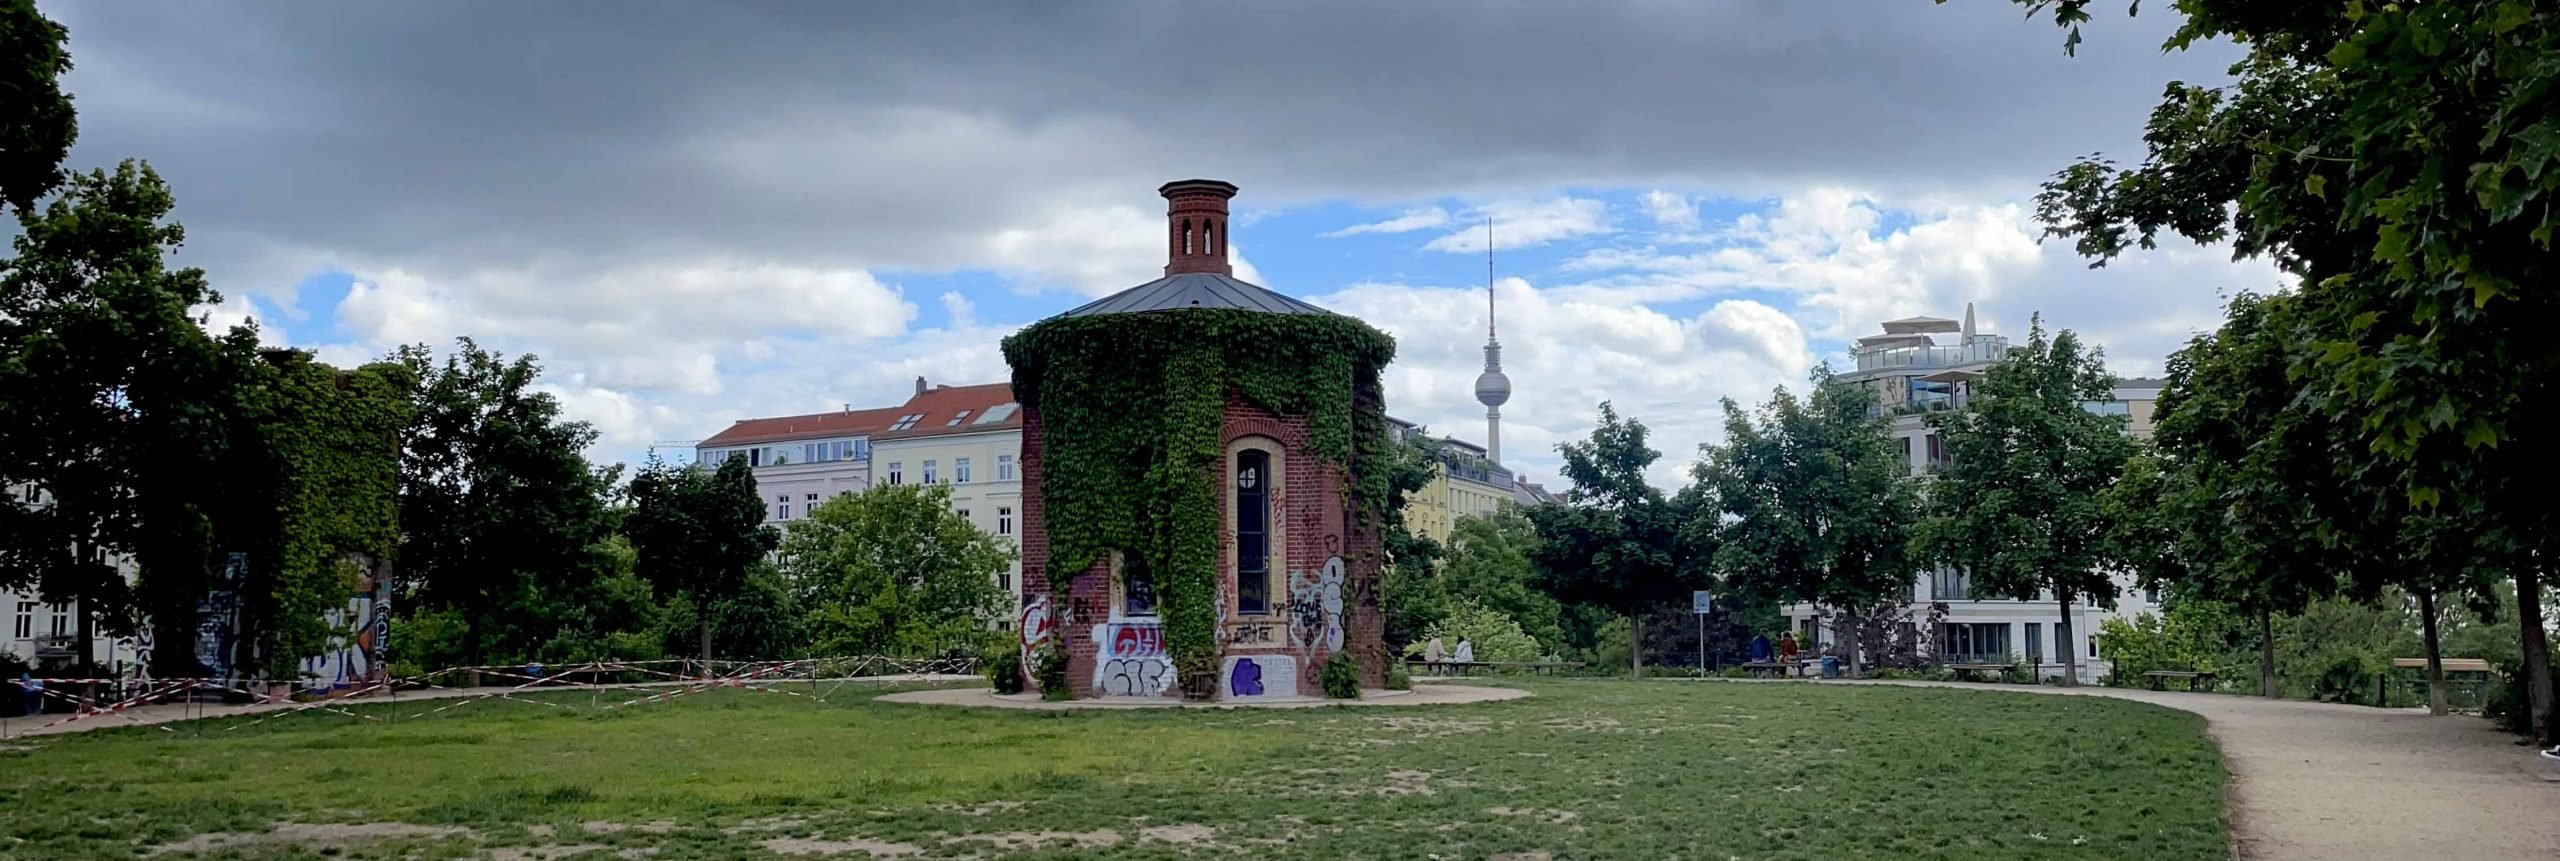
[18,672,42,716]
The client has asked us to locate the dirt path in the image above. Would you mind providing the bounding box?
[1837,680,2560,860]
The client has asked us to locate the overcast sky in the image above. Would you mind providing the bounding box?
[46,1,2285,489]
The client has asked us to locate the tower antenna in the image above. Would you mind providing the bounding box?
[1487,216,1496,338]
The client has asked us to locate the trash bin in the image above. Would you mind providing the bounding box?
[1820,656,1841,679]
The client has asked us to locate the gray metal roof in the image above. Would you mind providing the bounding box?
[1056,273,1336,318]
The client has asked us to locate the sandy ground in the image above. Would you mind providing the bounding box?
[0,673,982,740]
[1824,680,2560,860]
[877,682,1529,710]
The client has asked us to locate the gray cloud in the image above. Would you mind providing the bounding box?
[50,1,2233,296]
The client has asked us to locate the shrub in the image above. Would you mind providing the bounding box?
[1384,660,1412,691]
[1586,617,1633,676]
[1419,599,1543,663]
[1034,647,1073,701]
[985,649,1025,695]
[1321,652,1361,699]
[2483,658,2559,738]
[1719,666,1748,679]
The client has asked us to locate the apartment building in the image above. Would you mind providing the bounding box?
[3,484,146,673]
[697,378,1026,628]
[1783,307,2163,682]
[1385,418,1521,544]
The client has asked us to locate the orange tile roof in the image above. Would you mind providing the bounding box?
[874,382,1021,441]
[701,406,903,447]
[700,382,1021,447]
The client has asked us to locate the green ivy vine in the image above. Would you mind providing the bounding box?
[1003,309,1395,683]
[229,352,413,676]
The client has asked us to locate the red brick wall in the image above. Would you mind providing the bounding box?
[1017,389,1387,699]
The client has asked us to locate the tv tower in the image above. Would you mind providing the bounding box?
[1472,217,1511,464]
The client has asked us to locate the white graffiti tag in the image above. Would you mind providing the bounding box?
[1288,556,1346,656]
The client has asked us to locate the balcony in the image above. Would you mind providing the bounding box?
[1854,338,2008,373]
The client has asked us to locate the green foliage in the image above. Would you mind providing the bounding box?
[1383,659,1412,691]
[984,649,1025,695]
[2014,0,2560,740]
[1586,616,1633,677]
[395,339,616,667]
[1697,367,1916,673]
[1528,403,1693,673]
[0,161,223,674]
[0,0,75,212]
[2095,601,2244,687]
[1320,651,1361,699]
[627,456,779,660]
[1915,318,2134,683]
[1033,646,1072,701]
[1003,309,1395,680]
[782,483,1013,656]
[1379,430,1449,649]
[1418,599,1544,663]
[1439,511,1563,651]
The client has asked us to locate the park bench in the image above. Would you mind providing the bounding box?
[1739,660,1808,678]
[1484,661,1584,676]
[2142,669,2215,691]
[1945,662,2023,683]
[1411,660,1490,677]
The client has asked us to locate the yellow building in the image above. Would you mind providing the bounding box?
[1387,418,1526,544]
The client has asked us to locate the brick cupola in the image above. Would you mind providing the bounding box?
[1161,179,1239,276]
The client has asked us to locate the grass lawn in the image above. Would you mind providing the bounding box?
[0,679,2226,860]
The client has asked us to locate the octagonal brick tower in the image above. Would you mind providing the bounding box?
[1007,179,1392,701]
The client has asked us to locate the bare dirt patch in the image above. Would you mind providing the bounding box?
[947,830,1125,851]
[582,820,678,835]
[1377,769,1436,796]
[153,822,475,855]
[1486,806,1579,825]
[758,836,926,857]
[490,844,612,861]
[1139,823,1219,845]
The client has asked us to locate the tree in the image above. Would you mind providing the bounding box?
[1914,319,2134,686]
[2115,293,2345,698]
[395,339,613,668]
[1697,368,1917,678]
[1527,402,1689,677]
[0,0,76,212]
[1378,428,1448,649]
[1442,511,1566,652]
[625,455,778,662]
[2010,0,2560,742]
[781,483,1012,656]
[0,162,221,677]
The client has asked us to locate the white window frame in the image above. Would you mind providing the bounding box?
[955,457,972,484]
[996,454,1014,481]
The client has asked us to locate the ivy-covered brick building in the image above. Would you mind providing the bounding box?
[1004,180,1395,700]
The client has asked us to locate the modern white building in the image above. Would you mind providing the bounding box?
[1782,307,2163,683]
[697,378,1026,629]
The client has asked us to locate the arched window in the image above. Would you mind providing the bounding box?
[1207,220,1219,255]
[1235,448,1271,614]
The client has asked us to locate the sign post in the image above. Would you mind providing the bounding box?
[1692,591,1714,675]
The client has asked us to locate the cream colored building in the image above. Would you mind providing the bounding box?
[1386,418,1520,544]
[697,379,1026,630]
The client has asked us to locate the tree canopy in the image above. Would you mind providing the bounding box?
[781,483,1012,656]
[627,455,780,661]
[0,0,76,212]
[1528,402,1692,676]
[1697,368,1917,676]
[1914,319,2134,685]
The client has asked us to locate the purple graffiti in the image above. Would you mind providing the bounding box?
[1230,658,1265,697]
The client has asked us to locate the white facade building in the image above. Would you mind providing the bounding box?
[697,379,1026,629]
[1783,308,2164,683]
[4,483,146,673]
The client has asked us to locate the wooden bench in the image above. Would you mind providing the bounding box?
[1945,662,2022,683]
[2142,669,2215,691]
[1739,660,1808,678]
[1410,660,1490,677]
[1483,661,1584,676]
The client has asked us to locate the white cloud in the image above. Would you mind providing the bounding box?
[1423,198,1612,254]
[1640,190,1700,231]
[1314,276,1812,490]
[1323,207,1452,237]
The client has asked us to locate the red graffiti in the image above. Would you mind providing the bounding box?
[1108,624,1166,658]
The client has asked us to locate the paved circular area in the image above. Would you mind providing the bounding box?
[1815,679,2560,860]
[875,682,1528,710]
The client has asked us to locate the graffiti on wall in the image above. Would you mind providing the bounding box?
[1286,556,1346,658]
[300,570,391,691]
[1221,654,1296,701]
[1092,621,1172,696]
[1225,622,1281,646]
[1019,594,1054,652]
[195,553,246,680]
